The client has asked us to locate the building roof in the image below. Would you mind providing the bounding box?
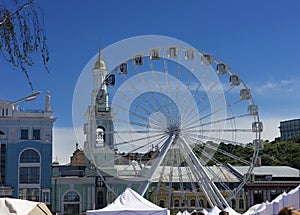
[280,118,300,124]
[233,166,299,177]
[114,164,240,183]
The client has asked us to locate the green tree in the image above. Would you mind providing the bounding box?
[259,138,300,169]
[0,0,49,89]
[194,138,300,170]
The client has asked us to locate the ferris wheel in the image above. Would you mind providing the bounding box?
[80,36,263,211]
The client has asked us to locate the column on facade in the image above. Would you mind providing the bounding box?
[247,190,253,208]
[263,190,267,202]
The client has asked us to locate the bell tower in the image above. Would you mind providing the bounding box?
[84,50,115,171]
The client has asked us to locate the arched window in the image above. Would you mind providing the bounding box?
[97,191,104,208]
[19,149,41,201]
[19,149,40,184]
[174,199,179,207]
[232,199,236,209]
[96,126,105,146]
[239,199,244,209]
[64,191,80,202]
[159,200,165,208]
[190,199,196,207]
[63,191,80,215]
[20,149,40,163]
[199,199,204,207]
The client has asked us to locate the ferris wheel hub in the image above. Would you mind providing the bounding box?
[165,125,181,136]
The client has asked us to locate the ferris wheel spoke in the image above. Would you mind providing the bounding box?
[112,136,172,179]
[178,54,197,112]
[113,104,151,122]
[114,132,168,147]
[109,84,156,119]
[175,145,203,208]
[205,134,248,147]
[193,142,251,167]
[181,128,253,133]
[112,72,177,124]
[174,146,186,206]
[197,148,234,190]
[109,130,163,134]
[131,63,174,119]
[117,135,169,162]
[206,166,234,194]
[139,134,176,196]
[113,113,165,131]
[167,144,176,208]
[118,72,161,114]
[102,130,165,136]
[181,84,242,128]
[153,147,173,205]
[181,96,242,130]
[146,57,174,119]
[149,53,183,122]
[176,138,222,207]
[161,49,175,109]
[180,62,221,113]
[174,55,183,106]
[186,131,249,147]
[112,118,154,130]
[180,67,212,120]
[184,113,251,132]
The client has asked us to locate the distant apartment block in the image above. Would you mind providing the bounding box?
[279,118,300,141]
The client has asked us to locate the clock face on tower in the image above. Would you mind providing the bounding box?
[96,89,106,104]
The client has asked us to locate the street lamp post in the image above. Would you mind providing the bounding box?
[0,91,41,109]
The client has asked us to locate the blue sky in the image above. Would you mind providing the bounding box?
[1,0,300,164]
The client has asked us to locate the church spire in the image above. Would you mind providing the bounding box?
[93,50,106,70]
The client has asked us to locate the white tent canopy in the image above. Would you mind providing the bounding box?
[207,206,221,215]
[0,198,52,215]
[86,187,169,215]
[243,185,300,215]
[225,206,241,215]
[200,208,209,215]
[205,206,241,215]
[182,210,191,215]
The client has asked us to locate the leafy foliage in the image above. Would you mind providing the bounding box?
[260,135,300,169]
[206,142,254,166]
[194,136,300,169]
[0,0,49,89]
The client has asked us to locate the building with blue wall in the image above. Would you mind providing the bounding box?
[0,91,56,206]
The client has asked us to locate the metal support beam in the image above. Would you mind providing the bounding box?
[178,137,229,209]
[138,134,175,196]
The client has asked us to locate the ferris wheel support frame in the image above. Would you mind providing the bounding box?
[179,137,229,209]
[138,134,175,196]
